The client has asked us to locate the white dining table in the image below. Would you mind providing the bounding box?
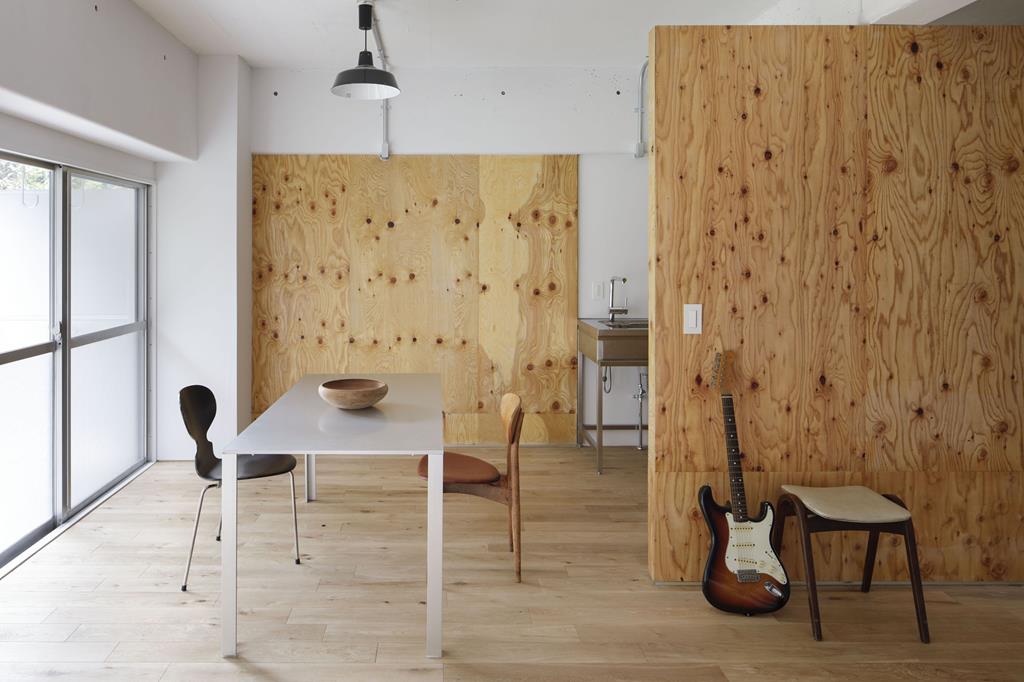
[219,373,445,658]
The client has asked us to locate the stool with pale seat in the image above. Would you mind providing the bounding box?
[417,393,525,581]
[772,485,929,643]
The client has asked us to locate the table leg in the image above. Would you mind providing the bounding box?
[305,453,317,502]
[426,450,443,658]
[576,346,584,447]
[221,454,237,657]
[596,370,604,475]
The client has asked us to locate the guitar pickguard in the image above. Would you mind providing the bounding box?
[723,507,787,585]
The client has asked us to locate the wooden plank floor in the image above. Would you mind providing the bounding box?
[0,446,1021,680]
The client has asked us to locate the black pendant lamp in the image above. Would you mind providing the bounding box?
[331,2,400,100]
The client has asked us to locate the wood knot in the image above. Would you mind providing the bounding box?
[1005,157,1020,174]
[910,41,919,54]
[882,158,898,173]
[387,220,395,228]
[695,374,703,386]
[763,150,773,161]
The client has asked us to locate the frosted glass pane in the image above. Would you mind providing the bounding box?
[0,160,51,354]
[70,177,137,336]
[0,354,52,550]
[70,332,143,507]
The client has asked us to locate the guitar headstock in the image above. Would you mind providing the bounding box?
[710,351,736,395]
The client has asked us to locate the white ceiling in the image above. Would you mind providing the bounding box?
[932,0,1024,24]
[131,0,782,69]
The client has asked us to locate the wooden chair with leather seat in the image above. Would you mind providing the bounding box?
[417,393,525,581]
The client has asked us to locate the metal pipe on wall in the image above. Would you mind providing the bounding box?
[367,1,392,160]
[634,59,648,158]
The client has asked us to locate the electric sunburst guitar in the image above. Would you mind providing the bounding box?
[699,351,790,615]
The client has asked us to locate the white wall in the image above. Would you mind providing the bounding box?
[0,0,197,161]
[863,0,975,23]
[156,56,251,460]
[254,67,644,155]
[578,155,650,446]
[754,0,861,22]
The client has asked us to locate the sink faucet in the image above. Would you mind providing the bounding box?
[608,276,628,322]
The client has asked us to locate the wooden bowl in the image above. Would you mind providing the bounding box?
[318,378,388,410]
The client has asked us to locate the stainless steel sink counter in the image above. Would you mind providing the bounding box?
[577,318,649,473]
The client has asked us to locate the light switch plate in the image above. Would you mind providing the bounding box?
[683,304,702,334]
[591,281,604,301]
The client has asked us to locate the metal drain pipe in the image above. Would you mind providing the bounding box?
[633,368,648,449]
[634,58,649,158]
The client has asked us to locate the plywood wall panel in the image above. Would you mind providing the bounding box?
[865,26,1024,473]
[253,154,577,444]
[650,25,1024,582]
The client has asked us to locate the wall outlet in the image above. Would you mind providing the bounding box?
[683,304,702,334]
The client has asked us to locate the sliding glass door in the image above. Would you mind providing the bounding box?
[0,156,55,563]
[0,154,148,565]
[67,172,146,509]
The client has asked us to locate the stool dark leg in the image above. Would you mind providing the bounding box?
[902,520,930,643]
[861,530,879,593]
[794,509,823,641]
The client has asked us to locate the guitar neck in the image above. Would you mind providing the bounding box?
[721,394,749,521]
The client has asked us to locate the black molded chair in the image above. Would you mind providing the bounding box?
[179,385,300,592]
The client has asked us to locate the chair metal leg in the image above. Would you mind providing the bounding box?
[216,516,222,542]
[289,471,301,565]
[861,530,880,593]
[182,483,217,592]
